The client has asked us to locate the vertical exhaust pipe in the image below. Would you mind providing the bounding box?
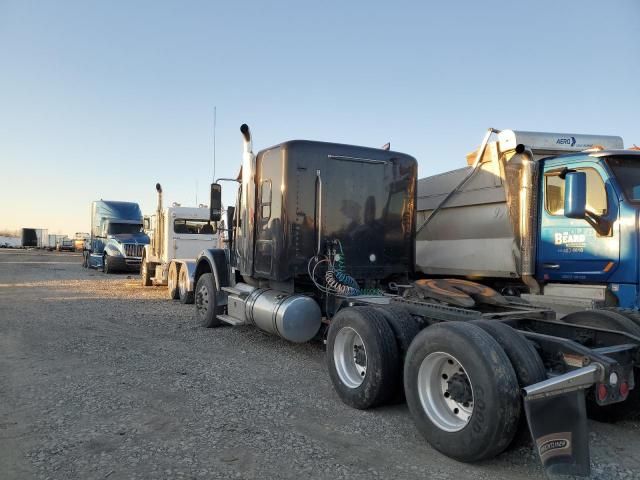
[240,123,253,156]
[514,146,541,294]
[155,183,163,258]
[238,124,256,275]
[156,183,163,215]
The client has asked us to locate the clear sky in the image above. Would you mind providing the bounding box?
[0,0,638,235]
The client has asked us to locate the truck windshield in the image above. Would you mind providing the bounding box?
[174,219,216,234]
[108,223,143,235]
[607,156,640,202]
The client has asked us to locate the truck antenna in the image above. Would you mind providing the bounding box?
[213,106,217,182]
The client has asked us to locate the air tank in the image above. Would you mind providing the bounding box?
[243,287,321,343]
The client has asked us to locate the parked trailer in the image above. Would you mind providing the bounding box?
[416,129,640,314]
[47,234,66,251]
[141,183,219,303]
[190,124,640,478]
[21,228,47,248]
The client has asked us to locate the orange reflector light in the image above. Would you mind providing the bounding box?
[597,384,608,402]
[620,382,630,398]
[603,262,615,273]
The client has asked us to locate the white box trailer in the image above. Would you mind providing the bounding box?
[47,234,66,250]
[22,228,48,248]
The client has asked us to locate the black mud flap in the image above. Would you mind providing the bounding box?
[524,389,590,478]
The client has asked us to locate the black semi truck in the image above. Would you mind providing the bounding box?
[191,124,640,478]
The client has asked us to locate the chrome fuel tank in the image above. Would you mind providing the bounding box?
[244,288,321,343]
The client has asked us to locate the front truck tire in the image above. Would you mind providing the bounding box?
[326,306,401,409]
[167,263,179,300]
[103,255,113,274]
[194,273,222,327]
[404,322,521,462]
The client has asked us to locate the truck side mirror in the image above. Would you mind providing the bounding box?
[210,183,222,221]
[564,171,587,219]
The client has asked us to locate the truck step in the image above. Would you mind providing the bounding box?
[217,314,246,326]
[221,286,248,296]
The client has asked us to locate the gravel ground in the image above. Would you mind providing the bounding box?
[1,249,640,480]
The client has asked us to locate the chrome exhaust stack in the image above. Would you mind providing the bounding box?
[240,123,253,157]
[237,124,257,276]
[155,182,163,257]
[155,183,163,215]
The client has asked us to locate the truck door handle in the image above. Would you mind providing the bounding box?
[543,263,560,270]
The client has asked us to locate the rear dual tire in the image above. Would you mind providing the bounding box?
[471,319,546,447]
[327,306,401,409]
[179,267,193,304]
[403,322,521,462]
[167,263,179,299]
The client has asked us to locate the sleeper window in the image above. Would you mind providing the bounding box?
[260,180,272,219]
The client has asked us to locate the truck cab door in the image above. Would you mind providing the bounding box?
[537,160,619,283]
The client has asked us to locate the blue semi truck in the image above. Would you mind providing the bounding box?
[83,200,149,273]
[417,129,640,311]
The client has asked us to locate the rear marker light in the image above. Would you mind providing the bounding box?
[620,382,630,398]
[597,384,608,402]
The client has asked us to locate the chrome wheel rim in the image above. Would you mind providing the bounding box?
[196,283,208,316]
[417,352,474,432]
[333,327,367,388]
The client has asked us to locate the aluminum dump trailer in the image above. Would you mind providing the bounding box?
[415,129,640,310]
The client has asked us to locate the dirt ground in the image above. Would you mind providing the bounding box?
[1,249,640,480]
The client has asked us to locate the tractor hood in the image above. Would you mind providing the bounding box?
[108,232,150,244]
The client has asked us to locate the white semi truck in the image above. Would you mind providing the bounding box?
[141,183,219,303]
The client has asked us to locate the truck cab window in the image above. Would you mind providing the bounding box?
[107,223,143,235]
[607,156,640,202]
[545,168,607,216]
[174,219,215,234]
